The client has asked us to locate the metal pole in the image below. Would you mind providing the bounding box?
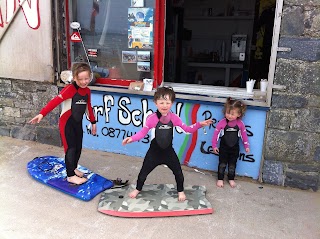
[77,28,91,66]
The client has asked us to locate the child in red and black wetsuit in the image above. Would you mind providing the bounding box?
[212,97,250,188]
[29,63,97,185]
[122,87,213,201]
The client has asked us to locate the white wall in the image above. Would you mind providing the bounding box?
[0,0,53,82]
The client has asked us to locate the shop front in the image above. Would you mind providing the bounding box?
[82,90,267,179]
[64,0,281,180]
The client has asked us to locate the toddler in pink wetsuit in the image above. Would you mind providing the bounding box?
[122,87,213,201]
[212,97,250,188]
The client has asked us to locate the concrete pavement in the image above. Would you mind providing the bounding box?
[0,136,319,239]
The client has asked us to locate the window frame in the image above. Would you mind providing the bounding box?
[62,0,284,107]
[163,0,284,107]
[64,0,165,88]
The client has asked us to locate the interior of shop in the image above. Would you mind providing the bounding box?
[164,0,276,88]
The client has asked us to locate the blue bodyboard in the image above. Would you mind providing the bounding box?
[27,156,114,201]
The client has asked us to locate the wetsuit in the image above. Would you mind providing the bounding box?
[39,82,96,177]
[130,111,201,192]
[212,118,249,180]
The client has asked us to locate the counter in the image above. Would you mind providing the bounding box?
[89,82,268,106]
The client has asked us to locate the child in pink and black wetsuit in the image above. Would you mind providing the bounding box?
[29,63,97,185]
[122,87,213,201]
[212,97,250,188]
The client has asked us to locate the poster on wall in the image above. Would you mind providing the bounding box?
[88,49,98,57]
[128,8,153,49]
[122,51,137,63]
[137,62,150,72]
[131,0,144,7]
[137,51,150,61]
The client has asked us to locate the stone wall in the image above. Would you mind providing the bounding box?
[0,78,61,147]
[262,0,320,191]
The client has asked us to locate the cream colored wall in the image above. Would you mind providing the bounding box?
[0,0,53,82]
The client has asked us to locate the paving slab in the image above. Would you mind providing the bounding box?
[0,136,319,239]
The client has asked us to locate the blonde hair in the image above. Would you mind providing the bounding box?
[72,63,91,79]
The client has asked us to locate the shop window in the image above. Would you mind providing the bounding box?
[64,0,283,107]
[162,0,283,107]
[164,0,276,88]
[66,0,157,86]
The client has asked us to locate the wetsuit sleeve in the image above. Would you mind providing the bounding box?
[130,113,157,142]
[39,85,75,117]
[85,89,96,124]
[238,120,250,149]
[212,119,225,148]
[171,113,201,133]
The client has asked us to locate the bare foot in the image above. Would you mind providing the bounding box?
[74,168,84,178]
[229,180,236,188]
[67,175,87,185]
[216,180,224,188]
[178,191,186,201]
[129,189,140,198]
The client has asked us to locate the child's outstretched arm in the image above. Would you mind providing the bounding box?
[122,137,133,145]
[200,119,213,127]
[29,86,74,124]
[122,113,156,146]
[29,95,64,124]
[29,114,44,124]
[171,114,213,133]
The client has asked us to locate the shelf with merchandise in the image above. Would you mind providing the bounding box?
[185,16,254,21]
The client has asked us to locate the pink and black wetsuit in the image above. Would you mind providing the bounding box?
[39,82,96,177]
[212,118,249,180]
[130,111,201,192]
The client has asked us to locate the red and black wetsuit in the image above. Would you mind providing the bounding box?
[39,82,96,177]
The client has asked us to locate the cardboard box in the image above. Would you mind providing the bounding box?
[128,81,144,91]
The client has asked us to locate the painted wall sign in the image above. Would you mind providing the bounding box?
[0,0,40,29]
[0,0,53,82]
[82,92,267,180]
